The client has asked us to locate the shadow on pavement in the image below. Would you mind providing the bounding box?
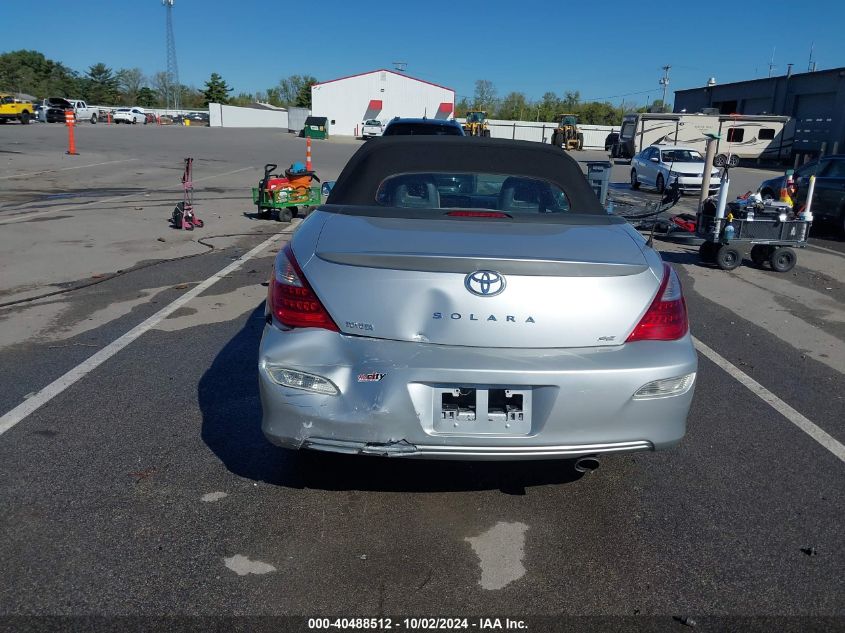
[658,249,703,267]
[198,305,585,494]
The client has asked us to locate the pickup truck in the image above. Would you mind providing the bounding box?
[361,119,384,139]
[70,99,99,123]
[0,93,33,124]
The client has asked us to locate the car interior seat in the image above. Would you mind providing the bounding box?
[498,177,554,213]
[387,175,441,208]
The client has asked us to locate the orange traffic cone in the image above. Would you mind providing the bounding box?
[779,173,794,206]
[305,136,313,171]
[65,110,79,155]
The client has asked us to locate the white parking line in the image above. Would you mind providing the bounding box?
[0,166,253,225]
[693,336,845,464]
[0,158,139,180]
[0,230,287,436]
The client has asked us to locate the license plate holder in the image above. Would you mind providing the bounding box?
[432,387,531,435]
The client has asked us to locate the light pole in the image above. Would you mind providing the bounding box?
[659,65,671,112]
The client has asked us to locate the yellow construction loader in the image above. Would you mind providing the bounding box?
[463,111,491,137]
[551,114,583,150]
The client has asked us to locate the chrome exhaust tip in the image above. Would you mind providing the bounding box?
[574,456,600,474]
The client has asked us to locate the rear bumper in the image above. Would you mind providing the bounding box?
[300,437,653,460]
[673,176,720,192]
[259,325,698,460]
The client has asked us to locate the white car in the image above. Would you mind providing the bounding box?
[361,119,384,139]
[630,145,721,194]
[113,107,146,124]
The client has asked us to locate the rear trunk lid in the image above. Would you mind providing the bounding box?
[299,214,660,348]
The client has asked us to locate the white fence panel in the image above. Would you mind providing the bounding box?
[209,104,289,128]
[209,103,222,127]
[457,118,620,148]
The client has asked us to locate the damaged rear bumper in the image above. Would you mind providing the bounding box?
[258,325,696,461]
[301,437,653,460]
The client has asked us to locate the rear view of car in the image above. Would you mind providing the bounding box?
[114,107,146,124]
[382,117,465,136]
[361,119,384,139]
[259,137,696,460]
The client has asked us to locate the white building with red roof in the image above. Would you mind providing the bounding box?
[311,69,455,137]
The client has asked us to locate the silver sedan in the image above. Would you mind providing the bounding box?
[259,137,697,461]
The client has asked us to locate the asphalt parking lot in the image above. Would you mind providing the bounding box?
[0,125,843,629]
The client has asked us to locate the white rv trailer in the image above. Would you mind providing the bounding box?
[616,113,794,165]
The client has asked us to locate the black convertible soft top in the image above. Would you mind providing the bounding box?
[326,136,605,214]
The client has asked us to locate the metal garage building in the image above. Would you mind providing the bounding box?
[674,66,845,159]
[311,69,455,137]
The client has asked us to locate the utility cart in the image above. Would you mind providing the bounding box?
[696,202,811,272]
[252,163,321,222]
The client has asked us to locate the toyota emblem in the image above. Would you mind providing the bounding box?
[464,270,506,297]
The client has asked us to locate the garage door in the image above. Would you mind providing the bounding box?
[742,97,771,115]
[793,92,835,152]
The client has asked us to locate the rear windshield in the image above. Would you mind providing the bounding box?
[383,123,462,136]
[375,172,570,214]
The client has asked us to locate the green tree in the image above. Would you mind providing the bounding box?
[116,67,145,105]
[578,101,619,125]
[150,71,172,107]
[537,92,561,122]
[83,63,119,104]
[229,92,256,106]
[454,96,471,118]
[270,74,317,107]
[294,76,317,108]
[495,91,528,120]
[201,72,232,106]
[181,85,206,109]
[136,86,158,108]
[472,79,497,112]
[0,50,79,98]
[562,90,580,112]
[264,86,282,106]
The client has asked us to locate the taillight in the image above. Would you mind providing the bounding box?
[626,263,688,342]
[269,244,339,331]
[446,211,511,218]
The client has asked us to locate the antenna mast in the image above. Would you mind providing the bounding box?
[163,0,180,111]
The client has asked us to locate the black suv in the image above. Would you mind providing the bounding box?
[791,155,845,235]
[382,117,465,136]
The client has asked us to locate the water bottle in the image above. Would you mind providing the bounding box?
[724,223,736,242]
[746,209,754,222]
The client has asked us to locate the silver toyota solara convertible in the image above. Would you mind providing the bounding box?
[259,136,697,460]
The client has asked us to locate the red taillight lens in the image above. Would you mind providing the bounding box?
[626,263,688,342]
[446,211,511,218]
[269,244,339,331]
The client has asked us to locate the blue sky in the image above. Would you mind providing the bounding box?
[3,0,844,105]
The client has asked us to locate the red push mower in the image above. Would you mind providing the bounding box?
[171,157,204,230]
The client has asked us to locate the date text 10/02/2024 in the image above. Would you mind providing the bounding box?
[307,618,528,630]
